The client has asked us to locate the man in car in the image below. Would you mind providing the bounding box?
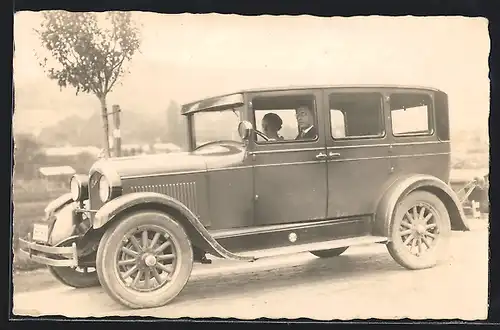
[295,105,318,140]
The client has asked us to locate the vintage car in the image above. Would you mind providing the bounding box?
[19,85,470,309]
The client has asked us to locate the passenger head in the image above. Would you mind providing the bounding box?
[262,113,283,138]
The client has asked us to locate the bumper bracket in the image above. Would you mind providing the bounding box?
[18,235,79,267]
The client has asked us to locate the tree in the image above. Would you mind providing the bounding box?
[35,11,141,157]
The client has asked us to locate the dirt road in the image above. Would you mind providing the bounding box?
[12,219,488,320]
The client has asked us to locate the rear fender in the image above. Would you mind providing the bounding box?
[373,174,470,238]
[93,192,255,262]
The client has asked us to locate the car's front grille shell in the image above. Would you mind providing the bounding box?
[88,171,104,212]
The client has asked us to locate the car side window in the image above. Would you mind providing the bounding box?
[389,93,433,136]
[329,92,384,139]
[330,109,346,138]
[252,94,318,143]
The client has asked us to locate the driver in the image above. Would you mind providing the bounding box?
[295,105,317,140]
[262,113,284,141]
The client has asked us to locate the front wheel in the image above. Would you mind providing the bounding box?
[386,191,451,270]
[96,211,194,309]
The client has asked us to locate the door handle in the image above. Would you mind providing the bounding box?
[328,152,341,159]
[315,152,327,160]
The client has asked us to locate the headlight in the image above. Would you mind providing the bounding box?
[69,174,89,201]
[70,177,80,201]
[99,176,111,202]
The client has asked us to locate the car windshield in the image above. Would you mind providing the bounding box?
[191,107,243,149]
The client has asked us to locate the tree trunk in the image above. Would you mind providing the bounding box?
[99,96,111,158]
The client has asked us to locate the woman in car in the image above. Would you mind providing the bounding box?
[262,113,284,141]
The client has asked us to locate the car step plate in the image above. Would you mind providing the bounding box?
[238,235,388,260]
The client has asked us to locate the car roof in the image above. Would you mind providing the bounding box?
[181,84,445,113]
[237,84,444,94]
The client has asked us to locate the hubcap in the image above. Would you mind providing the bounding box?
[398,203,439,256]
[116,226,178,292]
[415,224,426,235]
[143,254,157,267]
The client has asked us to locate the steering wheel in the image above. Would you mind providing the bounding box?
[254,130,270,141]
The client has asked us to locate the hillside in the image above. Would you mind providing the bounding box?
[36,101,186,147]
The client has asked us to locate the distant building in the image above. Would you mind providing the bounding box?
[39,165,75,177]
[121,144,143,156]
[43,146,101,158]
[38,165,76,187]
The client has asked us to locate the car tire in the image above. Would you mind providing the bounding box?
[96,210,194,309]
[386,190,451,270]
[310,247,349,258]
[48,265,100,288]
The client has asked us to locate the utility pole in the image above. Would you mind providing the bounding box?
[112,104,122,157]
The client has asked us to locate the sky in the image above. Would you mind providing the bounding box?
[13,12,490,138]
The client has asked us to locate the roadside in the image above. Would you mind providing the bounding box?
[12,267,59,295]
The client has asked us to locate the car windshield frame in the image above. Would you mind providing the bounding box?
[182,93,246,152]
[183,98,247,152]
[181,93,244,115]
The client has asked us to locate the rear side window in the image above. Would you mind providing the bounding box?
[328,92,384,139]
[389,93,434,136]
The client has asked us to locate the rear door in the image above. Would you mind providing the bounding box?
[386,90,448,180]
[323,88,391,226]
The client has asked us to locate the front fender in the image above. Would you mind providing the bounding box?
[38,193,78,246]
[44,192,73,215]
[48,202,79,246]
[373,174,470,238]
[93,192,255,262]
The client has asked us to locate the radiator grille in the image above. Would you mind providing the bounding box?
[129,182,199,216]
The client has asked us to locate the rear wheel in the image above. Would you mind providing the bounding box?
[96,211,194,309]
[48,264,100,288]
[310,247,349,258]
[386,191,451,270]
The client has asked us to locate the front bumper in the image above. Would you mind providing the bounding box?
[18,236,79,267]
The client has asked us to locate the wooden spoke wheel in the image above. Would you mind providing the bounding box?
[96,211,193,309]
[387,191,451,270]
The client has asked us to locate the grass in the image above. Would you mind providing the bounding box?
[13,179,68,203]
[11,179,67,271]
[12,202,48,271]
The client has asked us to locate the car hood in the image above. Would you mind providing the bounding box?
[91,144,247,179]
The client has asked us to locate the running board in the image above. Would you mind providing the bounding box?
[237,235,388,260]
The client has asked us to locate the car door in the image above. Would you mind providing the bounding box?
[386,89,448,180]
[324,88,392,230]
[247,89,328,226]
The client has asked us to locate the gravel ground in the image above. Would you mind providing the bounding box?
[12,217,489,320]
